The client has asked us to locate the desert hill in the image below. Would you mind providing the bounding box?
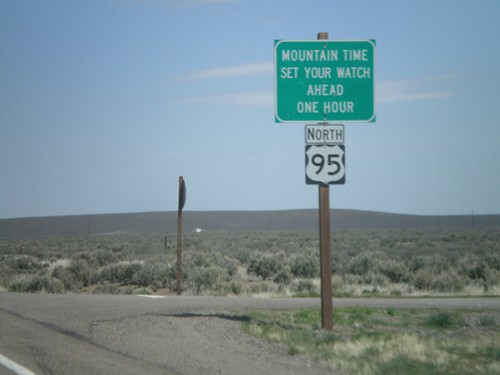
[1,209,498,238]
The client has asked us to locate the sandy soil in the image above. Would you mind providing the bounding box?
[90,311,330,375]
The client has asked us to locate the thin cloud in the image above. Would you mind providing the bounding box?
[377,75,456,103]
[174,62,273,106]
[182,62,273,80]
[179,89,273,106]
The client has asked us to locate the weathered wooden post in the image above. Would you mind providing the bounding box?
[176,176,186,295]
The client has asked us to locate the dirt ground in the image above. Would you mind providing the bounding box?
[90,311,331,375]
[1,293,498,375]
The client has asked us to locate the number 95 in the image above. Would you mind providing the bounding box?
[305,145,345,185]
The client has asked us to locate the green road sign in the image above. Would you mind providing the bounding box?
[275,40,375,123]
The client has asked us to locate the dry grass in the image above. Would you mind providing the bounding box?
[243,307,500,375]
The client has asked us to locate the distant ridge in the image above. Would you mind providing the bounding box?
[0,210,499,238]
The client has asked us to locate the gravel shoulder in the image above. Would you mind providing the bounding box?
[90,311,329,375]
[0,293,498,375]
[0,294,333,375]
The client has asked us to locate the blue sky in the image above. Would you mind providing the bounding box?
[1,0,499,219]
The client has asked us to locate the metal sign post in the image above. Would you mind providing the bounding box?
[316,32,333,331]
[176,176,186,295]
[274,31,375,330]
[319,183,333,331]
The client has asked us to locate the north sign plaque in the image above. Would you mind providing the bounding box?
[275,40,375,123]
[305,124,344,145]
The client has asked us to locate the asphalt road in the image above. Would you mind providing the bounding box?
[1,293,498,375]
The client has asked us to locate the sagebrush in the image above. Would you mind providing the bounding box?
[0,228,499,296]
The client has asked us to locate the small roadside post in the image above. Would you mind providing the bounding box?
[274,31,375,330]
[177,176,186,295]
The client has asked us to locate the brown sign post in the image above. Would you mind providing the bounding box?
[275,31,375,330]
[176,176,186,295]
[318,183,333,330]
[316,32,334,331]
